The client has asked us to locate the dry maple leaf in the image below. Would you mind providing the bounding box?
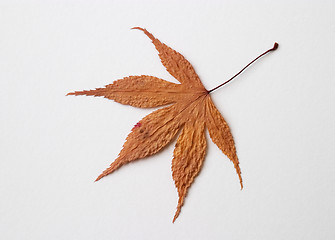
[67,27,278,222]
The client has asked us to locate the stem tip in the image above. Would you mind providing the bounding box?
[272,42,279,51]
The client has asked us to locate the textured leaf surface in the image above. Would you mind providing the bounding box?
[172,102,206,222]
[67,75,183,108]
[206,97,243,188]
[132,27,205,89]
[68,28,242,222]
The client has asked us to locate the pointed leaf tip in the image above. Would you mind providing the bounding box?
[173,206,181,223]
[131,26,144,31]
[132,27,155,41]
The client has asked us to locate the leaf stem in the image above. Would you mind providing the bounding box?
[207,42,279,93]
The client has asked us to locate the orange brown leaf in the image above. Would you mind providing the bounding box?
[68,28,242,222]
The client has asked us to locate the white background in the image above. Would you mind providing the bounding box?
[1,0,335,239]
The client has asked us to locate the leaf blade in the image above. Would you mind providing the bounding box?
[205,96,243,189]
[95,103,183,181]
[67,75,183,108]
[172,112,207,222]
[133,27,205,89]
